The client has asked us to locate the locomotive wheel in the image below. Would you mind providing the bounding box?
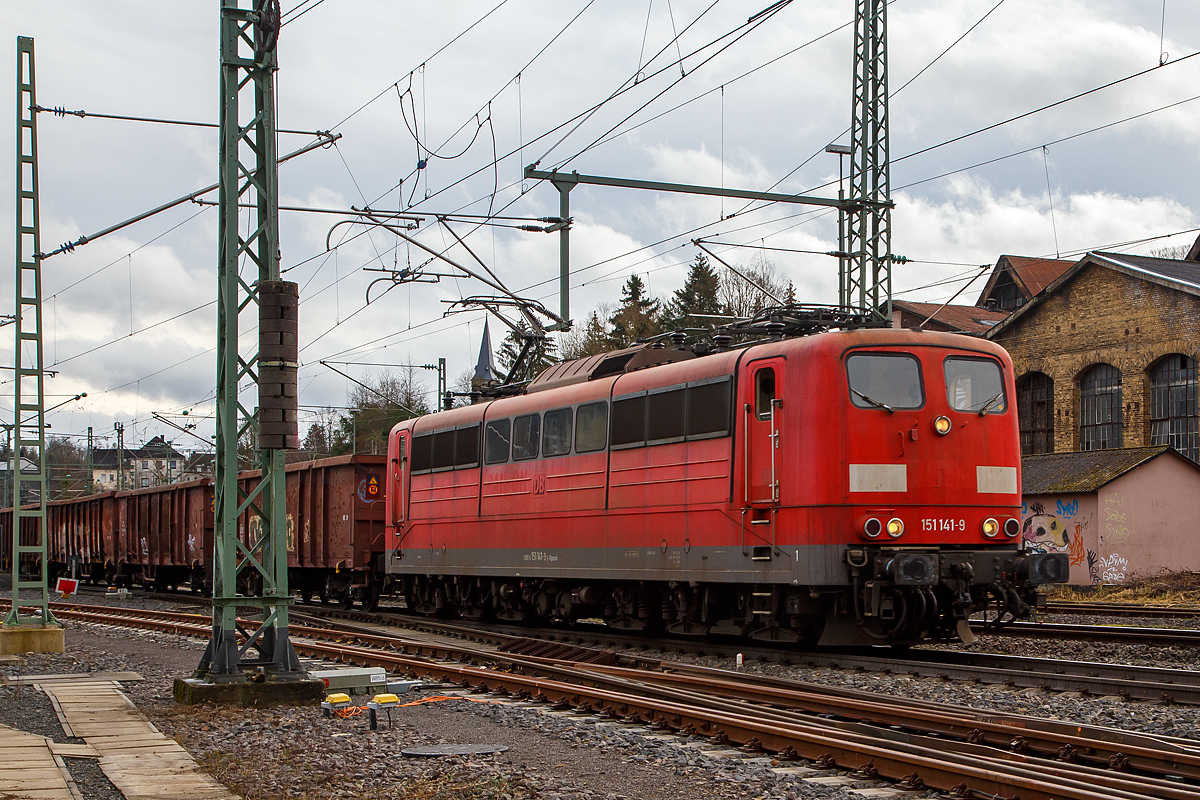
[300,588,314,605]
[362,585,380,612]
[338,592,354,610]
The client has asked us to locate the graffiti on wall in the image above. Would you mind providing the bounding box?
[1022,497,1098,583]
[1098,553,1128,583]
[1102,491,1135,543]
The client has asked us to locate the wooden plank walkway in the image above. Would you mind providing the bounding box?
[0,725,76,800]
[40,680,236,800]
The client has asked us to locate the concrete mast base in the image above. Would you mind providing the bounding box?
[0,624,65,655]
[173,676,325,708]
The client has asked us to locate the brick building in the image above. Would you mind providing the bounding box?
[984,251,1200,461]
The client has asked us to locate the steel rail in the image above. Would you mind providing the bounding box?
[1047,602,1200,619]
[980,621,1200,646]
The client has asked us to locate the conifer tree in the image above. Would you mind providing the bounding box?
[608,274,662,347]
[664,254,722,326]
[497,324,558,383]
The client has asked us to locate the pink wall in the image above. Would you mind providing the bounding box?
[1094,456,1200,584]
[1024,454,1200,585]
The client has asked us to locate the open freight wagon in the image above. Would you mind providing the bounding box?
[0,454,386,608]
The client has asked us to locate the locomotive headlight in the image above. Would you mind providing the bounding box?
[1004,518,1021,538]
[886,518,904,538]
[863,517,882,538]
[982,517,999,538]
[933,416,952,435]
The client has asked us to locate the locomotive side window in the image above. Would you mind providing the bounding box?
[575,402,608,452]
[686,378,732,438]
[512,414,541,460]
[411,433,433,473]
[648,387,686,442]
[611,394,647,449]
[455,424,480,467]
[944,357,1006,414]
[543,408,573,457]
[484,420,511,464]
[755,369,777,420]
[847,354,924,409]
[431,430,456,470]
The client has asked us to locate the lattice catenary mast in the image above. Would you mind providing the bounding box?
[5,36,54,629]
[189,0,305,687]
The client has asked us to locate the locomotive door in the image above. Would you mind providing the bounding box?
[744,359,784,505]
[393,431,409,549]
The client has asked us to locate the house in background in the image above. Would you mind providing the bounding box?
[976,255,1075,311]
[91,435,188,490]
[1021,446,1200,585]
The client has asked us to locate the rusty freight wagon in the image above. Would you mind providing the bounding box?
[0,454,386,608]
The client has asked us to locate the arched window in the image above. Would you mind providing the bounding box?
[1150,354,1199,462]
[1016,372,1054,454]
[1079,364,1122,451]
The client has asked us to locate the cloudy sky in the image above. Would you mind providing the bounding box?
[2,0,1198,453]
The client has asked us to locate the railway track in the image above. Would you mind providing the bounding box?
[6,599,1200,800]
[57,590,1200,699]
[1047,600,1200,619]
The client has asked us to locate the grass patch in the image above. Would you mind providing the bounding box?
[1050,570,1200,605]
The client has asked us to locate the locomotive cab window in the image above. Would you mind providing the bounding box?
[512,414,541,461]
[575,402,608,452]
[542,408,572,457]
[754,369,776,420]
[484,419,511,464]
[944,357,1006,414]
[846,353,924,410]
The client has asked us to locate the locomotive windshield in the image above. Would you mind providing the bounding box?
[846,353,924,409]
[944,357,1006,414]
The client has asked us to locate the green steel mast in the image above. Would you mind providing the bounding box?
[192,0,303,683]
[6,36,53,627]
[842,0,894,320]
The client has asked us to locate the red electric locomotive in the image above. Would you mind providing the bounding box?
[383,321,1068,646]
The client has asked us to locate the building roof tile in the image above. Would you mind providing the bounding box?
[1021,446,1192,494]
[893,300,1009,334]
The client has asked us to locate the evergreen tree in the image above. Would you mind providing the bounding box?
[664,254,722,326]
[608,274,662,347]
[496,324,558,383]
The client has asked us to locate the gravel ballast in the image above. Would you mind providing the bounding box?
[6,593,1200,800]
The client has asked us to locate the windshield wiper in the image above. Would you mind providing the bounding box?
[851,387,894,413]
[975,391,1005,416]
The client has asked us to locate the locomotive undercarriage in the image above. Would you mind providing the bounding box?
[395,546,1069,646]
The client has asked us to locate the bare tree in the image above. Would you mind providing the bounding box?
[1149,245,1190,260]
[719,254,793,318]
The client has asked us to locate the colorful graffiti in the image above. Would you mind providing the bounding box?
[1022,496,1098,583]
[1022,501,1071,553]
